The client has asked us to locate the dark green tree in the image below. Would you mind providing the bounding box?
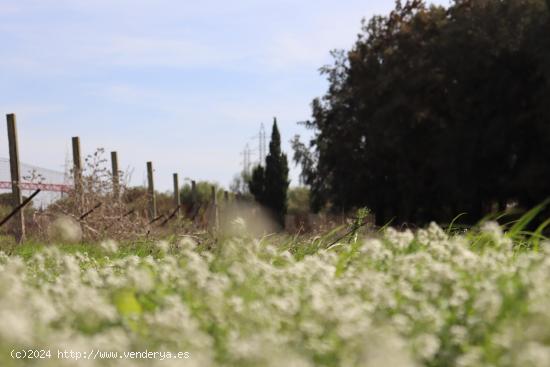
[249,118,290,227]
[294,0,550,225]
[248,165,265,204]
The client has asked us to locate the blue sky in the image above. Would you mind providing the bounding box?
[0,0,447,191]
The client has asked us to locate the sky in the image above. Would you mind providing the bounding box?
[0,0,448,192]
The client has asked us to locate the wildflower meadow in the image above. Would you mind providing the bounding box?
[2,0,550,366]
[1,215,550,367]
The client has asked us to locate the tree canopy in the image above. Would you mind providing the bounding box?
[294,0,550,225]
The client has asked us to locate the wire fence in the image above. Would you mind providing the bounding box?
[0,157,72,208]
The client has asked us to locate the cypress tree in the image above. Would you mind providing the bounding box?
[248,118,289,227]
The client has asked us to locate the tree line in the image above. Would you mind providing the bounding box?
[293,0,550,225]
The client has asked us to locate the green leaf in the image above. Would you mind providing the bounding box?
[114,289,142,317]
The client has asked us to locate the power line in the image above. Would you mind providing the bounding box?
[240,144,253,175]
[259,123,266,165]
[239,122,267,173]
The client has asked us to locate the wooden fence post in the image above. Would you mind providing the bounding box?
[6,114,25,243]
[111,151,120,199]
[210,186,219,233]
[173,173,181,217]
[72,136,83,209]
[146,162,157,220]
[222,190,230,228]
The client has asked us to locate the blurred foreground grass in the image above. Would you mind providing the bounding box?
[0,210,549,366]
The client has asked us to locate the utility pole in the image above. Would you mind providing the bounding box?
[241,143,252,175]
[259,123,266,166]
[247,145,252,172]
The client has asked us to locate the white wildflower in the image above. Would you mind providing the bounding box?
[413,333,440,360]
[155,240,170,253]
[178,237,197,251]
[128,267,154,293]
[359,329,416,367]
[0,309,33,344]
[100,239,119,254]
[47,215,82,243]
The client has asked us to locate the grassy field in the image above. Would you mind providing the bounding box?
[0,214,549,366]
